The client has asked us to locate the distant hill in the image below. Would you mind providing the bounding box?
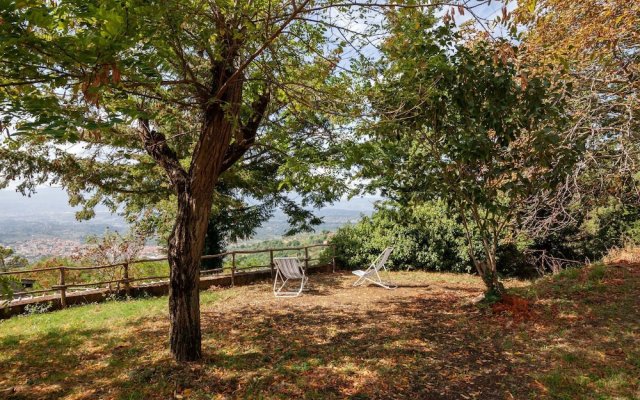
[0,187,128,244]
[0,187,379,251]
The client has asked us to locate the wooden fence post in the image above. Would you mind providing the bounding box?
[123,262,131,296]
[59,267,67,309]
[332,244,336,273]
[304,247,309,270]
[270,250,274,278]
[231,252,236,287]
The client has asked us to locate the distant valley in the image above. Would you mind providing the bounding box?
[0,187,378,260]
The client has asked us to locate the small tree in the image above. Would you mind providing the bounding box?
[71,229,146,289]
[0,245,28,271]
[0,245,28,302]
[360,12,575,295]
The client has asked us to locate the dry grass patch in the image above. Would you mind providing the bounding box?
[0,268,638,399]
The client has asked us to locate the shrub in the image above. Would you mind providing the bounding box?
[330,201,549,277]
[331,201,472,272]
[332,197,640,277]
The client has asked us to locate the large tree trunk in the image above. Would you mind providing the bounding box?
[167,188,213,361]
[139,61,256,361]
[165,82,242,361]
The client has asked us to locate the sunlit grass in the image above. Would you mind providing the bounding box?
[0,291,222,341]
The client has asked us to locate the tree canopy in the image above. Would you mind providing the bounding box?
[0,0,351,225]
[355,10,575,293]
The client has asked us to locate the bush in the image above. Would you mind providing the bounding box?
[331,198,640,277]
[331,201,472,272]
[330,201,547,277]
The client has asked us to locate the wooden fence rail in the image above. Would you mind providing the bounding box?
[1,244,336,307]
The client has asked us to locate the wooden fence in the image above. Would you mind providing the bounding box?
[1,244,336,308]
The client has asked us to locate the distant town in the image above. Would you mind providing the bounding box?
[0,187,377,263]
[1,237,165,262]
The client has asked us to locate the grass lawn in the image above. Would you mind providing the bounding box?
[0,265,638,399]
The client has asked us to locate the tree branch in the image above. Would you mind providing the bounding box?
[138,119,189,190]
[212,0,311,100]
[220,90,271,173]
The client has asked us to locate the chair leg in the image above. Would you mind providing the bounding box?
[363,276,397,290]
[274,272,292,297]
[274,274,307,298]
[296,277,305,296]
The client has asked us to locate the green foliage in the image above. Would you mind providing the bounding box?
[579,201,640,256]
[331,201,471,272]
[0,245,28,299]
[0,0,353,247]
[354,11,574,290]
[331,201,542,277]
[0,275,18,300]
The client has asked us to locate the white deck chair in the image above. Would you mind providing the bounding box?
[273,257,308,297]
[352,247,397,289]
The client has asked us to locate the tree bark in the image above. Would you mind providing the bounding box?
[165,75,246,361]
[478,258,505,296]
[459,211,504,295]
[460,205,506,296]
[167,187,212,361]
[166,122,230,361]
[478,239,505,295]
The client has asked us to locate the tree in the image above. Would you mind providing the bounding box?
[0,245,27,300]
[358,11,574,294]
[0,246,14,271]
[1,0,489,361]
[0,245,28,270]
[513,0,640,232]
[0,0,350,361]
[71,229,147,289]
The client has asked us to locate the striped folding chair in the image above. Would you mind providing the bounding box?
[273,257,308,297]
[352,247,397,289]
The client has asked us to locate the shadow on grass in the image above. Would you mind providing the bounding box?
[506,263,640,400]
[2,267,638,400]
[1,293,528,400]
